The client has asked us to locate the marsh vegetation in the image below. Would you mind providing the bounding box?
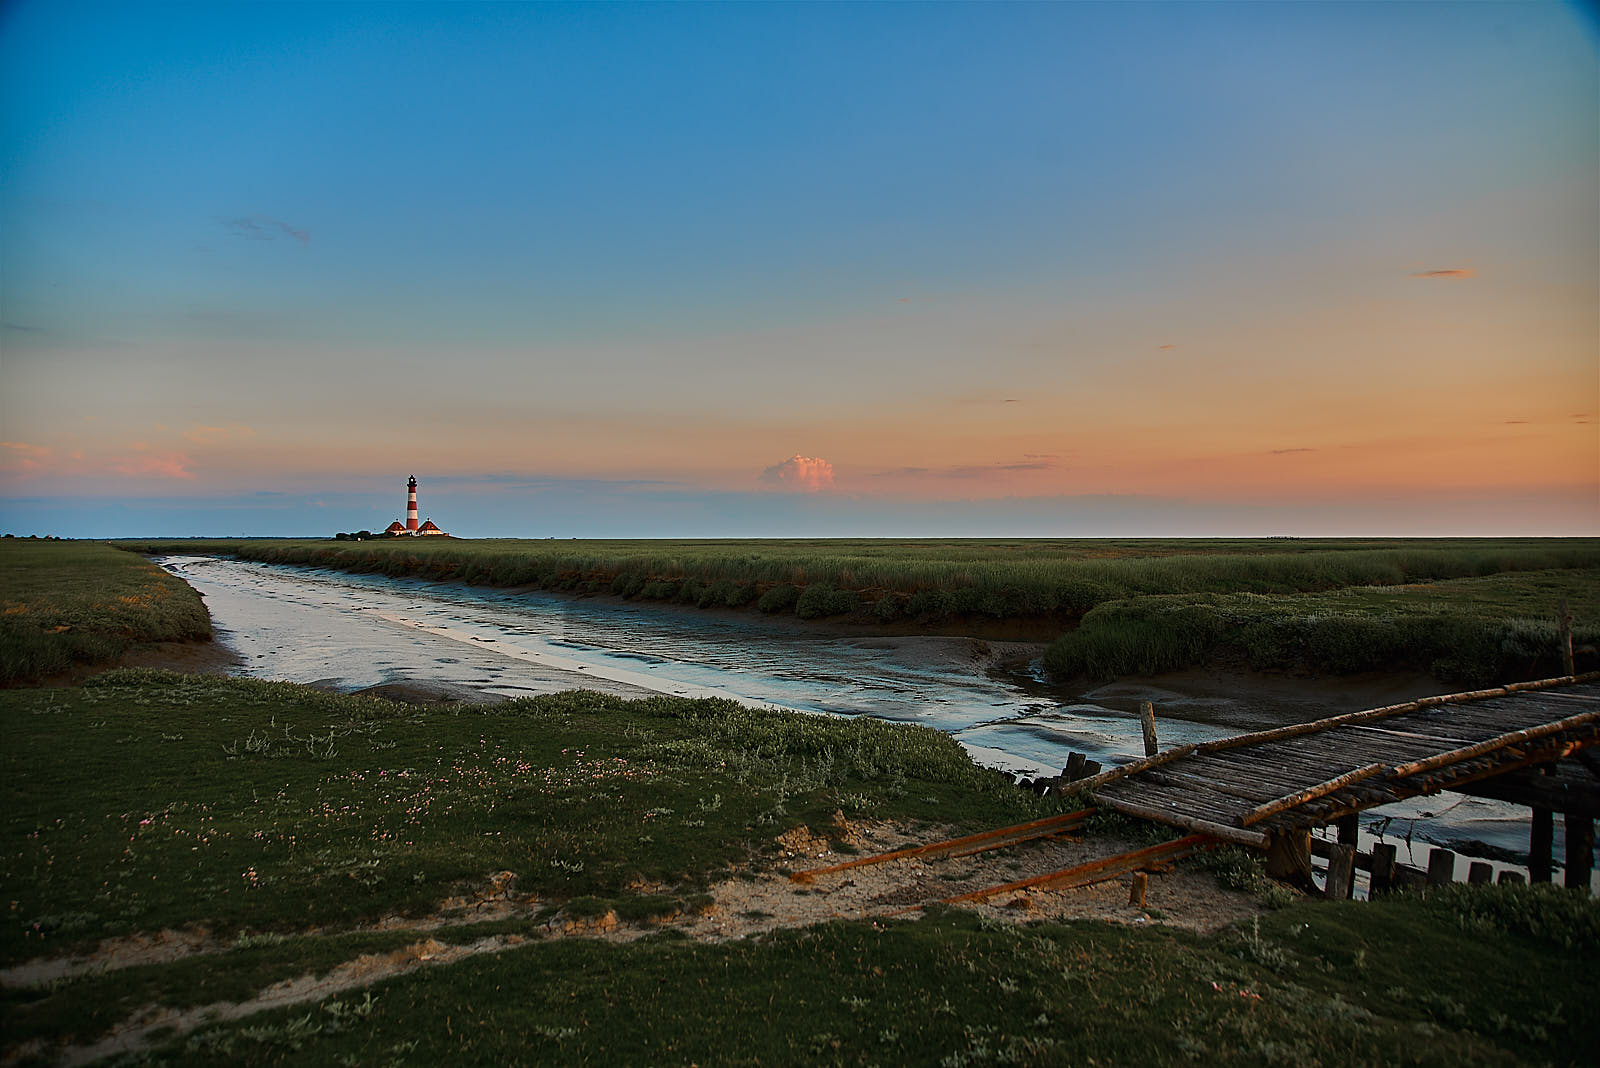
[120,537,1600,684]
[0,541,211,684]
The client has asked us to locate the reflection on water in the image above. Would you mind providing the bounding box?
[160,555,1567,871]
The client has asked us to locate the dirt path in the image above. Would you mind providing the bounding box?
[2,818,1264,1066]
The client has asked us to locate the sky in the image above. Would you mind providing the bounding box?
[1,0,1596,538]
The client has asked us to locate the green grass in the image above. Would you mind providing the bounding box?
[113,894,1600,1066]
[1044,567,1600,684]
[0,541,211,684]
[4,672,1596,1065]
[116,536,1600,628]
[0,670,1049,966]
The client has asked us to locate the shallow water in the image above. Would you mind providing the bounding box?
[159,555,1576,876]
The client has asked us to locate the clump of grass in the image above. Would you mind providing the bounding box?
[0,541,211,683]
[1415,882,1600,952]
[794,584,858,620]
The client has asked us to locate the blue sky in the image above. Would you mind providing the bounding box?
[2,1,1596,537]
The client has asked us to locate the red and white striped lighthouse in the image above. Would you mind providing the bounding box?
[406,475,419,531]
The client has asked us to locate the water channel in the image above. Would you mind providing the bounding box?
[158,555,1573,882]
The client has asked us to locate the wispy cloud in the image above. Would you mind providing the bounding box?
[222,214,310,244]
[1270,447,1316,455]
[760,455,835,492]
[1410,268,1475,279]
[872,457,1061,480]
[0,441,50,474]
[183,424,255,444]
[110,452,195,480]
[2,321,43,332]
[1158,343,1176,350]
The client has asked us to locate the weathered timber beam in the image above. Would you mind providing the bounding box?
[787,809,1093,883]
[1091,794,1268,848]
[1058,744,1196,793]
[937,834,1217,905]
[1387,712,1600,779]
[1241,763,1388,827]
[1194,674,1600,757]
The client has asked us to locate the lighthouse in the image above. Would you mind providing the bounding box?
[406,475,419,531]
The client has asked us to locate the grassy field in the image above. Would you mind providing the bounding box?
[3,672,1595,1065]
[119,536,1599,683]
[1045,566,1600,684]
[136,892,1598,1067]
[0,670,1050,965]
[0,541,211,684]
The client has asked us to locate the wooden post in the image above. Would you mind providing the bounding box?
[1558,597,1574,676]
[1128,870,1148,908]
[1394,864,1429,892]
[1266,829,1315,890]
[1426,847,1456,888]
[1497,870,1526,886]
[1564,813,1593,891]
[1065,752,1086,781]
[1139,701,1158,757]
[1369,842,1398,896]
[1082,759,1102,779]
[1326,844,1356,901]
[1467,861,1493,885]
[1530,807,1554,884]
[1333,815,1359,898]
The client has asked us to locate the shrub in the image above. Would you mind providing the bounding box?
[873,594,905,622]
[795,584,859,620]
[757,584,800,614]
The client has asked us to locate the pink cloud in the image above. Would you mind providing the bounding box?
[0,441,50,473]
[1410,268,1476,279]
[761,454,835,492]
[110,452,196,480]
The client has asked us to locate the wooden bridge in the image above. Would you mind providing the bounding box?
[789,675,1599,907]
[1072,673,1600,887]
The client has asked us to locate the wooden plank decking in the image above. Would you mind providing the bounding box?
[1082,674,1600,848]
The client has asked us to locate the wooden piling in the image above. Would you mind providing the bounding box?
[1530,807,1554,883]
[1426,847,1456,888]
[1128,870,1148,908]
[1266,829,1315,889]
[1139,701,1158,758]
[1369,842,1398,896]
[1467,861,1493,885]
[1558,597,1574,676]
[1065,752,1087,781]
[1333,815,1359,900]
[1394,864,1429,892]
[1326,844,1356,901]
[1563,812,1593,891]
[1082,759,1102,779]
